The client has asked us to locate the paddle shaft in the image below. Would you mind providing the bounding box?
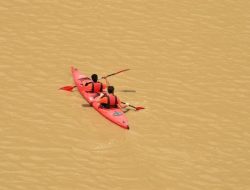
[121,101,136,109]
[100,69,130,79]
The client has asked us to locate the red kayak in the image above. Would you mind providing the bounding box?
[71,67,129,129]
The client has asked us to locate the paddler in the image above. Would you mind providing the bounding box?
[97,86,129,109]
[83,74,108,93]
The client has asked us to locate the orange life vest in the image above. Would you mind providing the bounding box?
[100,94,118,108]
[85,82,103,93]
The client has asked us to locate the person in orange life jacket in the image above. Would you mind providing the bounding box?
[97,86,129,109]
[83,74,108,93]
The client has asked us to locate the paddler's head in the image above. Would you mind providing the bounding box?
[91,74,98,82]
[107,86,114,94]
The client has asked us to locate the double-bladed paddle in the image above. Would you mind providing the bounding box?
[59,69,130,92]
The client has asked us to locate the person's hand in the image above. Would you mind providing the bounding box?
[101,76,107,80]
[99,93,104,97]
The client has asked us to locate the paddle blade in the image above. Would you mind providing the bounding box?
[59,85,75,92]
[135,106,145,111]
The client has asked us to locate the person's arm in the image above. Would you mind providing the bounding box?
[102,83,107,91]
[103,77,110,86]
[117,98,129,109]
[95,93,105,101]
[83,83,89,91]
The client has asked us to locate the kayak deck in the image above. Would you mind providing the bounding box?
[71,67,129,129]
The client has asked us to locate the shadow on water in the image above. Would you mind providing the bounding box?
[119,90,136,93]
[123,108,131,113]
[82,104,92,108]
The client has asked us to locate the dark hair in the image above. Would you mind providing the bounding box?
[91,74,98,82]
[107,86,114,94]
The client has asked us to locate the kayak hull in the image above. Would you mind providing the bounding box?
[71,67,129,130]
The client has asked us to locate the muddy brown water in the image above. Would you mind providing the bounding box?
[0,1,250,189]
